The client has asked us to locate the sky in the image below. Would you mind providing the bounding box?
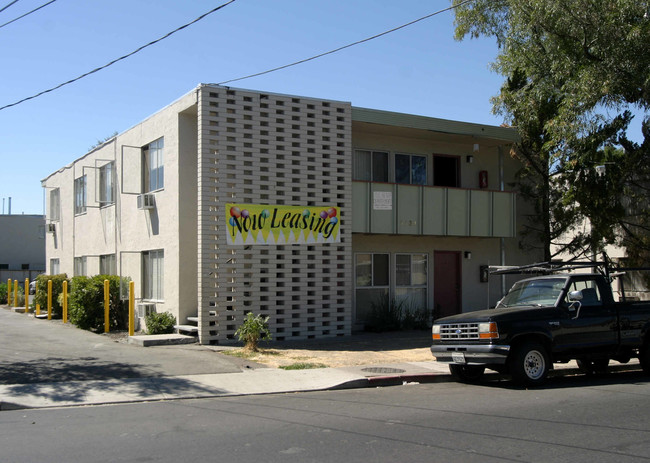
[0,0,641,216]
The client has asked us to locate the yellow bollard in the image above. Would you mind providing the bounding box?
[7,279,12,306]
[25,278,29,313]
[104,279,110,333]
[128,281,135,336]
[13,280,18,309]
[62,281,68,323]
[47,279,52,320]
[35,280,40,315]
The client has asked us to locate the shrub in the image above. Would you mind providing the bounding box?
[365,293,430,332]
[145,311,176,335]
[235,312,271,351]
[69,275,129,332]
[33,274,69,316]
[0,282,7,304]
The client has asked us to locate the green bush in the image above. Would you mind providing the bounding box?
[1,282,25,306]
[0,282,7,304]
[145,311,176,335]
[235,312,271,351]
[365,293,430,332]
[33,274,69,316]
[68,275,129,332]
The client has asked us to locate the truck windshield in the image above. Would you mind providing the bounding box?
[497,278,566,308]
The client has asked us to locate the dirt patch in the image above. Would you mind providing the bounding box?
[224,346,433,368]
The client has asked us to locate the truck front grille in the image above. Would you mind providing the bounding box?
[439,323,479,340]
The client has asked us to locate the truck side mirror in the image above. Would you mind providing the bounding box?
[568,290,583,302]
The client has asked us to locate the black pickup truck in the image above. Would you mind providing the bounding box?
[431,272,650,385]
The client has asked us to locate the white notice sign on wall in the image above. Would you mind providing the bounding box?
[373,191,392,210]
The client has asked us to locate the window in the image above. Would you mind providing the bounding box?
[395,154,427,185]
[48,188,60,221]
[395,254,428,309]
[74,257,87,276]
[143,250,164,301]
[354,150,388,182]
[100,254,116,275]
[74,175,87,215]
[433,155,459,187]
[50,259,60,274]
[143,137,164,193]
[355,253,389,321]
[99,162,115,204]
[566,280,602,306]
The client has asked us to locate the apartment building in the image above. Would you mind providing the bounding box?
[42,84,536,344]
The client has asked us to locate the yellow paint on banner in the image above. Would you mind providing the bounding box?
[226,204,340,245]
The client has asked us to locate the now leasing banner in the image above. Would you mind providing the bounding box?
[226,203,341,245]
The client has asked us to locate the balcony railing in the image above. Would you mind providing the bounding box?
[352,181,516,237]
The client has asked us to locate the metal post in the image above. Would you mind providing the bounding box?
[104,279,110,333]
[7,279,12,306]
[25,278,29,313]
[47,279,52,320]
[13,280,17,309]
[128,281,135,336]
[62,281,68,323]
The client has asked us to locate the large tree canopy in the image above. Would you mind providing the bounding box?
[453,0,650,263]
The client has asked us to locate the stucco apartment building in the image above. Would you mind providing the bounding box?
[42,84,536,344]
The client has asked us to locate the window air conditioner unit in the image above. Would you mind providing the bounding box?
[47,223,56,233]
[137,302,156,318]
[137,193,155,210]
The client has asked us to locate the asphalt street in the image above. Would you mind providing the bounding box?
[2,371,650,463]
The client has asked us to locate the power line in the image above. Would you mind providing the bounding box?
[0,0,237,111]
[0,0,56,30]
[217,0,475,86]
[0,0,21,14]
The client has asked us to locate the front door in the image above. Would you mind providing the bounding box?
[434,251,461,319]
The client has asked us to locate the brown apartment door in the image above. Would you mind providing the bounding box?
[433,251,461,319]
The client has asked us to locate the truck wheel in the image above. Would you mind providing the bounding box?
[449,364,485,383]
[510,342,549,386]
[577,359,609,375]
[640,342,650,375]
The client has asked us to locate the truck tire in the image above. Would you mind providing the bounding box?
[449,364,485,383]
[509,342,549,386]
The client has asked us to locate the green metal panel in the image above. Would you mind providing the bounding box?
[423,187,446,235]
[447,189,469,236]
[492,191,516,237]
[470,190,491,236]
[397,184,421,234]
[370,184,395,234]
[352,182,369,232]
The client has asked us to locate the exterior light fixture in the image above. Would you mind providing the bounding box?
[466,155,474,163]
[464,251,472,260]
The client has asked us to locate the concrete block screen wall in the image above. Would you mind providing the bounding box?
[196,86,353,344]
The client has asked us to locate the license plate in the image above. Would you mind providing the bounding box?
[451,352,465,364]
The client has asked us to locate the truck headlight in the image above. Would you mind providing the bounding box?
[432,324,441,340]
[478,322,499,339]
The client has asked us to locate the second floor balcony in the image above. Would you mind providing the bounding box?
[352,181,516,238]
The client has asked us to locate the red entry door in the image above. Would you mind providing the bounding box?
[434,251,461,319]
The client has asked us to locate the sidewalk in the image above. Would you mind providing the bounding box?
[0,306,641,410]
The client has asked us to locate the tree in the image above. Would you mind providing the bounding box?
[453,0,650,262]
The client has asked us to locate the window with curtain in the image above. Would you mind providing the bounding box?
[353,149,388,182]
[143,249,164,301]
[142,137,164,193]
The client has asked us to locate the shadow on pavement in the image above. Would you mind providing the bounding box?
[265,330,432,352]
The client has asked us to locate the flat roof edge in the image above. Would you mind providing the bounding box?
[351,107,520,143]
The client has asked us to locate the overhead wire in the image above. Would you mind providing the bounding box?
[0,0,237,111]
[0,0,57,30]
[0,0,473,111]
[216,0,475,85]
[0,0,21,14]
